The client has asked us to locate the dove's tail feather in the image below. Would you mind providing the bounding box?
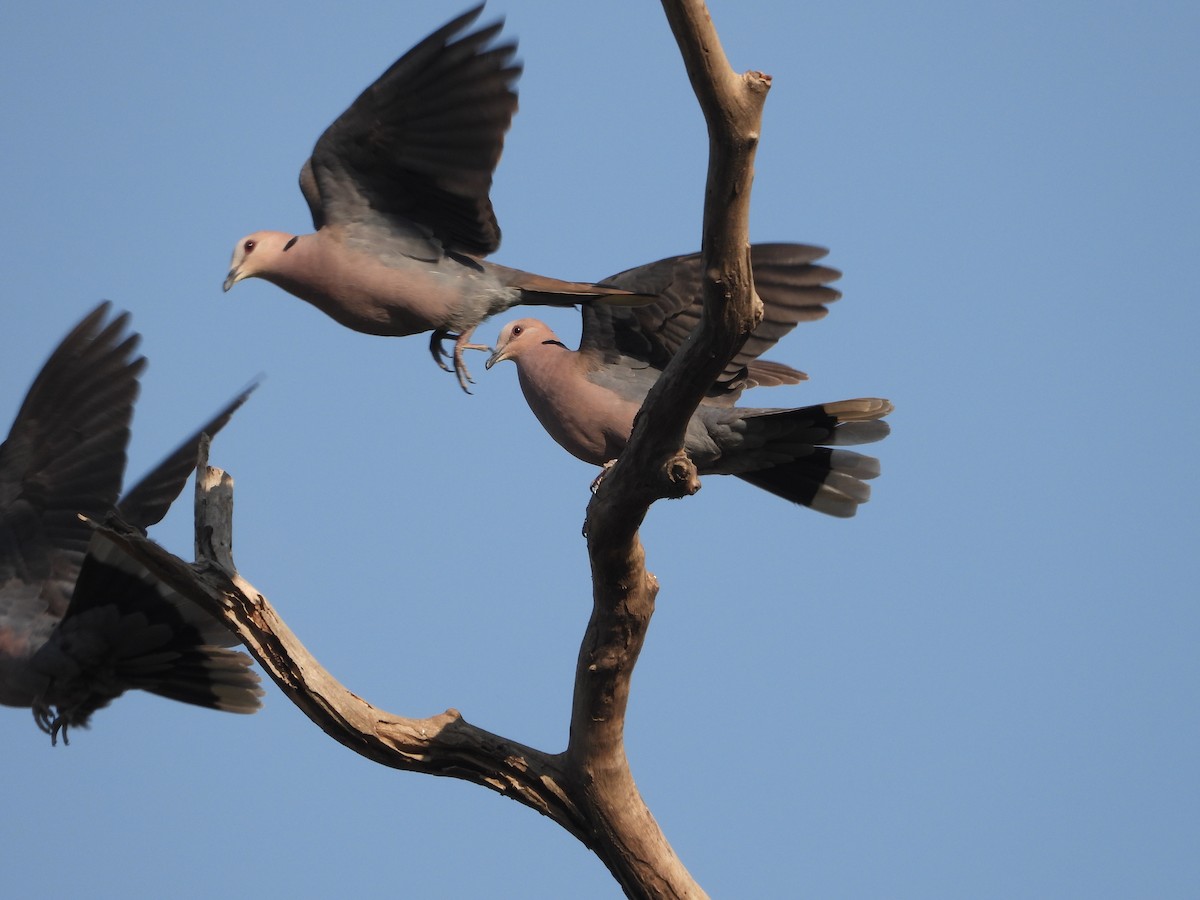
[34,531,263,742]
[494,264,658,310]
[728,398,893,517]
[737,447,883,517]
[521,284,658,309]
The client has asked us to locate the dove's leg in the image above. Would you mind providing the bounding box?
[429,330,455,373]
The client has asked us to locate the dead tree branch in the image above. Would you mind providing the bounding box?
[99,3,770,897]
[571,0,769,891]
[106,466,593,843]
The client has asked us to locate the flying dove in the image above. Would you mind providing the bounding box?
[485,305,894,516]
[224,4,661,392]
[0,303,263,743]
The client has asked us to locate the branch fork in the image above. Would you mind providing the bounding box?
[98,3,771,897]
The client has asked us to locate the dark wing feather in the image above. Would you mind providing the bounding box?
[584,243,841,389]
[117,383,257,531]
[0,303,142,593]
[302,5,521,256]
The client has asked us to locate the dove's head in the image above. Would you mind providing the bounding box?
[223,231,298,291]
[485,319,560,370]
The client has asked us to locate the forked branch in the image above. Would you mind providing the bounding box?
[100,2,770,897]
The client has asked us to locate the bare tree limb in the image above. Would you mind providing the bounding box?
[103,472,597,842]
[98,3,772,897]
[563,1,771,895]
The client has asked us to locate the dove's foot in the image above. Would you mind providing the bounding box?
[590,459,619,494]
[429,329,489,393]
[33,702,69,746]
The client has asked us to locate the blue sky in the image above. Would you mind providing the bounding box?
[1,1,1197,897]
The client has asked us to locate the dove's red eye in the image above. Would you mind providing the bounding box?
[243,239,257,253]
[511,325,523,337]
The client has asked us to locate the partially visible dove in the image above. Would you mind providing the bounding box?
[583,242,843,393]
[0,303,263,743]
[485,312,893,517]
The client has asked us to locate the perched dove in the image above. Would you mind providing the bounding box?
[486,306,894,516]
[0,303,263,743]
[224,4,658,391]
